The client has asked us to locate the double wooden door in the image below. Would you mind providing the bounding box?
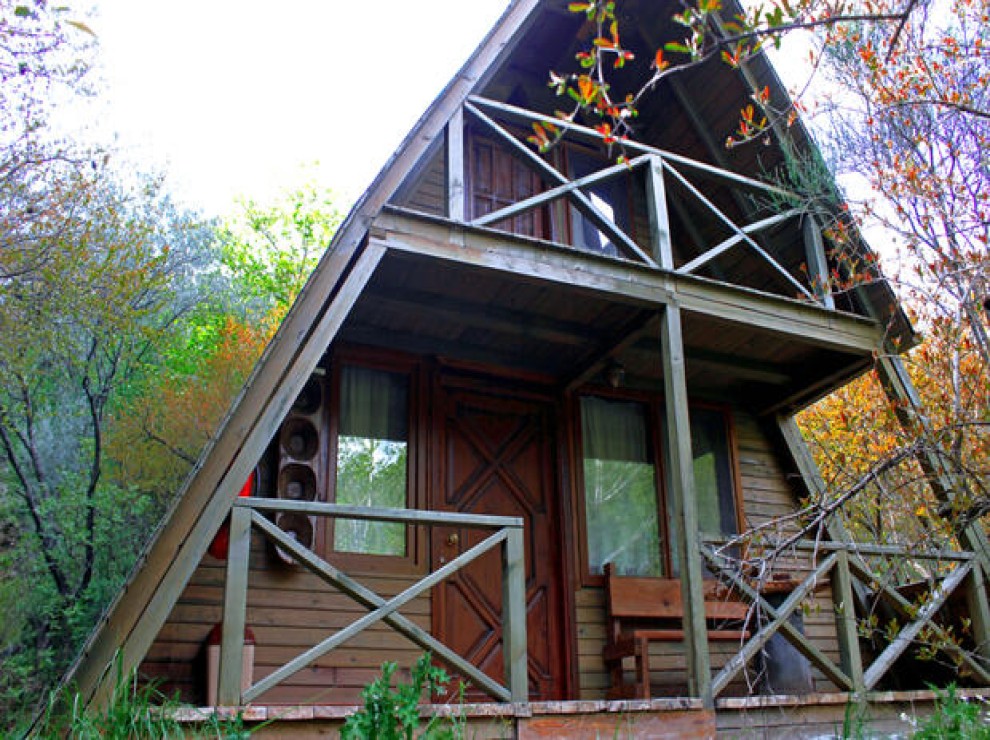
[431,380,565,701]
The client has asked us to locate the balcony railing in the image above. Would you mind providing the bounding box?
[454,96,835,308]
[701,538,990,698]
[216,498,528,706]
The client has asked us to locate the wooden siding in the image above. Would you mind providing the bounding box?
[141,532,429,706]
[576,409,843,699]
[391,144,447,217]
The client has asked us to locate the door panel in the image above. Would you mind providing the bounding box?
[432,382,564,701]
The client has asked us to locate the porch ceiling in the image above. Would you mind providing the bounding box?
[337,230,876,415]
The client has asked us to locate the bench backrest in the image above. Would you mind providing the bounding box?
[603,562,749,623]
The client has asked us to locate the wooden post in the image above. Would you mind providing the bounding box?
[646,155,674,269]
[502,526,529,703]
[218,505,251,705]
[875,355,990,574]
[659,303,713,707]
[832,550,865,695]
[447,106,465,222]
[966,562,990,666]
[802,215,835,309]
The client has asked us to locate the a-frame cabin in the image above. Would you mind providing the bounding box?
[64,0,990,736]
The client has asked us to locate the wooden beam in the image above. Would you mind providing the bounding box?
[218,505,251,706]
[660,304,713,707]
[661,160,815,301]
[803,215,835,309]
[447,106,465,221]
[966,563,990,666]
[468,95,800,200]
[368,286,599,348]
[645,155,674,269]
[684,348,791,386]
[678,209,802,276]
[472,155,651,229]
[832,550,866,694]
[374,209,884,355]
[464,101,659,267]
[248,511,512,702]
[707,550,852,695]
[875,355,990,574]
[847,556,990,685]
[239,497,524,529]
[247,516,509,701]
[854,560,980,689]
[503,526,529,703]
[562,312,657,392]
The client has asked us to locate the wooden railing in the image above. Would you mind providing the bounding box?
[455,96,833,308]
[216,498,528,706]
[700,539,990,698]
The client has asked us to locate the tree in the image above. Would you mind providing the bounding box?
[0,165,215,715]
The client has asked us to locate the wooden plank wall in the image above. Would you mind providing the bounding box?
[141,532,429,706]
[576,410,843,699]
[391,147,446,217]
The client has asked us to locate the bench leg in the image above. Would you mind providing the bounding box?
[635,636,651,700]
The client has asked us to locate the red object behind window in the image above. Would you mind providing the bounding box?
[207,473,256,561]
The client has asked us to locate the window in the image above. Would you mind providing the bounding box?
[690,407,739,540]
[578,395,741,579]
[580,395,663,576]
[332,364,409,556]
[566,147,632,257]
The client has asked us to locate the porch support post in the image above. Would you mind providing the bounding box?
[875,355,990,574]
[965,562,990,667]
[646,155,674,269]
[659,303,713,707]
[831,550,865,695]
[218,505,251,706]
[802,215,835,309]
[502,525,529,703]
[447,106,465,222]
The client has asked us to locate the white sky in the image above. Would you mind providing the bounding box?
[72,1,510,216]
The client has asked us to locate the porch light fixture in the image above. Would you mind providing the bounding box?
[605,359,626,389]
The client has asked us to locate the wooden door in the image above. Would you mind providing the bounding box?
[432,381,565,701]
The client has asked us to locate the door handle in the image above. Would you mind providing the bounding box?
[446,532,459,546]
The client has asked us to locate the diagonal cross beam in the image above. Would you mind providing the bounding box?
[246,511,511,702]
[702,547,854,695]
[664,162,815,301]
[464,101,658,268]
[846,558,990,687]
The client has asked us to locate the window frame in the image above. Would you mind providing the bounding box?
[571,387,671,587]
[571,390,744,587]
[561,142,637,256]
[321,345,427,575]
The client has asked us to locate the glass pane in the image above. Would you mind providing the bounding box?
[568,148,630,257]
[334,366,408,556]
[691,408,737,539]
[581,396,662,576]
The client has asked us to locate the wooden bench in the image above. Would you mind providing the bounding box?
[602,563,751,699]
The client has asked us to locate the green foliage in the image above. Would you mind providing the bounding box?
[341,654,465,740]
[912,685,990,739]
[218,182,343,314]
[29,660,250,739]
